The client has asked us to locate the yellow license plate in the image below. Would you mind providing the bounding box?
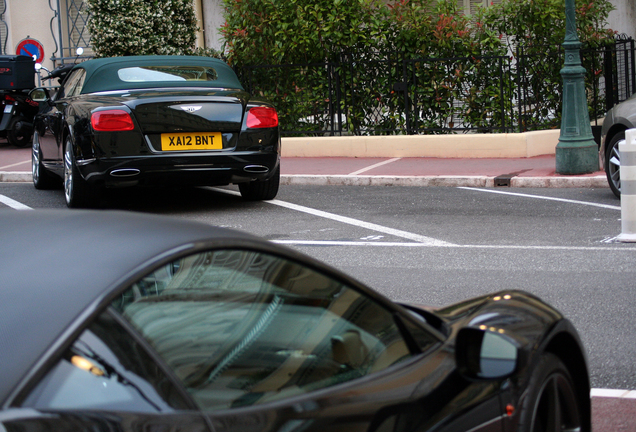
[160,132,222,151]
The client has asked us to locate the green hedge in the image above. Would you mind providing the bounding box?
[87,0,198,57]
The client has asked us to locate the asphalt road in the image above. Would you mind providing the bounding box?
[1,182,634,393]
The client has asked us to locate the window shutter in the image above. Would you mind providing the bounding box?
[463,0,503,16]
[65,0,92,56]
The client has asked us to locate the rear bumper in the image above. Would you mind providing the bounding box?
[77,151,280,188]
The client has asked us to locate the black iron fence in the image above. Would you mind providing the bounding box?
[236,36,636,137]
[602,35,636,113]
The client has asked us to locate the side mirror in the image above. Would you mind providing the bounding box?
[455,327,519,379]
[29,88,49,103]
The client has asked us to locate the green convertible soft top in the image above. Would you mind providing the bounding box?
[76,55,244,94]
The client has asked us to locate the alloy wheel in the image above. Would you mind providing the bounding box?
[607,137,622,194]
[530,371,581,432]
[32,134,40,184]
[64,143,73,204]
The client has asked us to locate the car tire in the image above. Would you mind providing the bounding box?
[32,131,59,190]
[517,353,584,432]
[604,131,623,198]
[64,138,96,208]
[7,115,32,148]
[238,166,280,201]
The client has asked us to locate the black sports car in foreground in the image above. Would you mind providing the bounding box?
[0,210,590,432]
[31,56,280,207]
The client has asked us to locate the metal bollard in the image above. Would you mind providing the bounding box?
[617,128,636,242]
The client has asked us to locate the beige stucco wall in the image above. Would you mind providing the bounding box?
[201,0,224,51]
[281,130,561,158]
[4,0,57,71]
[609,0,636,39]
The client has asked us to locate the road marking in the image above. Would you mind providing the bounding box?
[275,240,437,247]
[0,194,32,210]
[210,187,454,246]
[459,187,621,211]
[211,188,634,250]
[361,235,384,240]
[591,388,636,398]
[0,160,30,170]
[273,240,636,251]
[348,158,402,175]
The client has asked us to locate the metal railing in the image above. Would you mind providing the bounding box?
[236,37,636,137]
[49,0,93,64]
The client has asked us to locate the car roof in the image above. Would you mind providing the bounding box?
[0,210,267,406]
[73,55,244,94]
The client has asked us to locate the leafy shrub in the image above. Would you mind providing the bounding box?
[477,0,615,52]
[87,0,198,57]
[477,0,616,130]
[221,0,389,65]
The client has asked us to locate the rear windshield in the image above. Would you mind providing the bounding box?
[78,56,245,93]
[118,66,219,83]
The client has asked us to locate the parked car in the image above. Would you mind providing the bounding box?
[0,210,590,432]
[600,93,636,197]
[31,56,280,207]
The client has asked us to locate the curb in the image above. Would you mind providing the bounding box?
[281,174,609,188]
[0,172,31,182]
[1,172,609,188]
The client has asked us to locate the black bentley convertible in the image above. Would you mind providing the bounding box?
[31,56,280,207]
[0,210,590,432]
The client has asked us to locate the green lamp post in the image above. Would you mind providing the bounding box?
[555,0,599,174]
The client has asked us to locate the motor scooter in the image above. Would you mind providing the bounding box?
[0,55,38,148]
[0,89,40,147]
[36,62,75,91]
[0,53,78,148]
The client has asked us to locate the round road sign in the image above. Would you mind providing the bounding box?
[16,38,45,64]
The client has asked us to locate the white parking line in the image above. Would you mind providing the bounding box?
[273,239,636,251]
[212,188,634,250]
[210,187,454,246]
[274,240,434,247]
[459,187,621,211]
[348,158,402,176]
[0,194,32,210]
[591,388,636,398]
[0,160,30,170]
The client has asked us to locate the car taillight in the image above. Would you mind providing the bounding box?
[246,107,278,128]
[91,110,135,131]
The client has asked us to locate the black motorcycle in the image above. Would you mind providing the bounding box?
[0,55,39,148]
[0,55,76,148]
[0,88,40,147]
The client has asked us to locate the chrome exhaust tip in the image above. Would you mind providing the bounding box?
[243,165,269,174]
[110,168,141,177]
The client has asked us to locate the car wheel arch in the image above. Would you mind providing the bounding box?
[506,326,591,432]
[61,126,72,157]
[604,124,628,156]
[62,126,82,162]
[541,331,592,430]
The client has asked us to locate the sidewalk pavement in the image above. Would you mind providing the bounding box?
[0,146,609,188]
[280,155,609,188]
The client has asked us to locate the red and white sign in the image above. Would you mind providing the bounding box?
[16,38,45,64]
